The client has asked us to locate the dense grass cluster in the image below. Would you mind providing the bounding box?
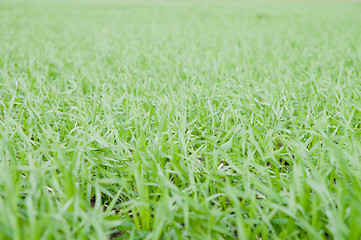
[1,1,361,239]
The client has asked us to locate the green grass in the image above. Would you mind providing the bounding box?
[1,0,361,239]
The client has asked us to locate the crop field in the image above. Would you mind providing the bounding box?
[1,0,361,239]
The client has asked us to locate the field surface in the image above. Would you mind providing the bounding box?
[1,0,361,239]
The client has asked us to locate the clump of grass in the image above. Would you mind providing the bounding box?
[1,0,361,239]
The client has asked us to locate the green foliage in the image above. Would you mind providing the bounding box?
[1,0,361,239]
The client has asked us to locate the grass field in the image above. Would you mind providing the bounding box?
[1,0,361,239]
